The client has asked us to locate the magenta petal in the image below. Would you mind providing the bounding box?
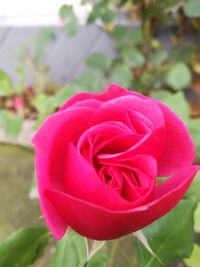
[156,101,195,176]
[64,143,131,210]
[98,128,165,164]
[34,150,67,239]
[32,107,95,239]
[156,165,200,198]
[90,95,165,128]
[59,83,131,111]
[45,166,199,240]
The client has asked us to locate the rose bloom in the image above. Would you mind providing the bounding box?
[32,84,200,240]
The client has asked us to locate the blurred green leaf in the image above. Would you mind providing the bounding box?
[140,72,153,87]
[59,5,79,36]
[186,172,200,201]
[33,28,55,60]
[110,26,127,40]
[50,230,86,267]
[149,50,168,68]
[166,63,191,90]
[110,64,133,88]
[184,244,200,267]
[121,48,145,68]
[53,86,75,107]
[75,71,105,91]
[86,53,112,71]
[33,93,50,114]
[184,0,200,17]
[101,9,115,23]
[87,5,102,23]
[0,70,14,96]
[6,115,23,136]
[136,199,197,267]
[161,92,190,123]
[194,202,200,233]
[87,250,108,267]
[151,90,172,101]
[0,227,50,267]
[188,118,200,157]
[0,110,8,127]
[126,28,143,45]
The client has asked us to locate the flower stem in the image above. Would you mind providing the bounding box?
[108,239,119,267]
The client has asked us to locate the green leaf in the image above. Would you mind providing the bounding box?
[126,28,143,45]
[86,53,112,71]
[53,86,75,108]
[121,48,145,68]
[6,115,23,136]
[33,93,50,114]
[188,118,200,157]
[87,250,108,267]
[151,90,172,101]
[75,71,105,91]
[149,50,168,68]
[184,0,200,17]
[0,227,50,267]
[110,64,133,88]
[85,239,105,261]
[87,5,102,23]
[0,70,14,96]
[134,231,159,261]
[110,26,127,40]
[50,230,86,267]
[101,9,115,23]
[186,172,200,201]
[135,199,197,267]
[166,63,191,90]
[184,244,200,266]
[0,110,8,127]
[194,202,200,233]
[59,5,79,36]
[161,91,190,123]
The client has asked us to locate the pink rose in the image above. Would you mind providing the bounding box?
[32,84,199,240]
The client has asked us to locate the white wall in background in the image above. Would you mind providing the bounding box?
[0,0,89,26]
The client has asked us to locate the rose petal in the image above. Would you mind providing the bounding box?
[59,83,131,111]
[64,143,131,210]
[97,128,165,164]
[32,107,95,239]
[156,101,195,176]
[45,166,199,240]
[127,110,154,134]
[90,95,165,128]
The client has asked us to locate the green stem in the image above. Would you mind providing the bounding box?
[141,0,152,58]
[120,248,135,266]
[108,239,119,267]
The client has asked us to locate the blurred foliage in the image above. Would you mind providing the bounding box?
[0,0,200,144]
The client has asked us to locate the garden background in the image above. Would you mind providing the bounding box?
[0,0,200,266]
